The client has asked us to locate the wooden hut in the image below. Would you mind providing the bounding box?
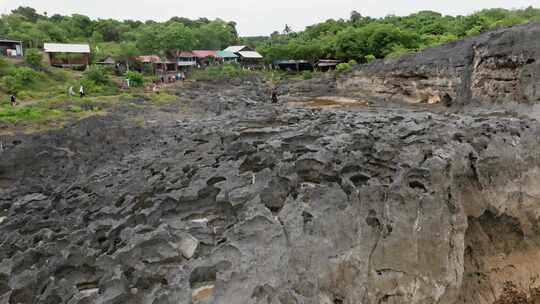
[223,45,263,67]
[0,38,23,57]
[43,43,91,68]
[316,59,340,71]
[273,60,313,72]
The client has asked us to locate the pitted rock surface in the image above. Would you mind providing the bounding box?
[2,24,540,304]
[338,23,540,106]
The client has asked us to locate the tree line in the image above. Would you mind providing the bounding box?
[0,6,240,63]
[249,7,540,63]
[1,6,539,65]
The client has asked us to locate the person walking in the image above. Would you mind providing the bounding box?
[271,88,279,104]
[10,94,17,106]
[79,85,85,98]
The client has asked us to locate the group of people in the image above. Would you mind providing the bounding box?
[69,85,86,98]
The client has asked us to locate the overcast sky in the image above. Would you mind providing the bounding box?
[1,0,539,36]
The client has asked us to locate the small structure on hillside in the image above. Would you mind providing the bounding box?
[216,50,238,62]
[0,38,23,57]
[223,45,263,67]
[96,56,116,66]
[274,60,313,72]
[176,51,197,71]
[135,55,178,80]
[316,59,340,71]
[44,43,91,68]
[192,50,219,67]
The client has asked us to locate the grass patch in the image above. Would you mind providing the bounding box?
[191,63,250,81]
[0,106,63,124]
[150,92,177,104]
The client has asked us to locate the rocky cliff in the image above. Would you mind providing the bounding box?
[1,24,540,304]
[338,23,540,106]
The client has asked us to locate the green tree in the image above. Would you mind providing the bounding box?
[162,22,195,51]
[11,6,41,22]
[24,49,43,69]
[113,42,140,71]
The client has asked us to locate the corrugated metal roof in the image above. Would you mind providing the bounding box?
[136,55,161,63]
[238,51,263,59]
[44,43,90,53]
[224,45,249,53]
[0,38,22,44]
[216,51,238,58]
[177,51,196,58]
[316,59,340,67]
[192,50,218,58]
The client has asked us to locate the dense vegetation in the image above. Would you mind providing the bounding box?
[0,6,240,62]
[251,7,540,63]
[0,6,539,65]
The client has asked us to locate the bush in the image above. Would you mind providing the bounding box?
[2,76,18,93]
[302,71,313,80]
[83,66,111,86]
[364,54,376,63]
[386,45,413,58]
[0,107,43,123]
[24,49,43,69]
[80,78,118,95]
[348,59,358,65]
[1,67,41,93]
[125,71,144,87]
[12,67,40,83]
[336,62,351,71]
[81,65,117,95]
[0,58,15,75]
[192,63,248,81]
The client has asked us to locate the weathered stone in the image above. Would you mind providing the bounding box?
[1,23,540,304]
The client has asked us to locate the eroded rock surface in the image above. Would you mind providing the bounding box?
[338,23,540,106]
[2,24,540,304]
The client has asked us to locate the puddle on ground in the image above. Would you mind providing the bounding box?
[192,284,215,301]
[288,96,369,109]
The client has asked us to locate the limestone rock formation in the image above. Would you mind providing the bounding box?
[1,24,540,304]
[338,23,540,106]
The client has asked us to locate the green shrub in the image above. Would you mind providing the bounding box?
[386,45,413,58]
[2,76,18,93]
[192,63,248,81]
[68,105,84,113]
[1,67,41,93]
[80,78,118,95]
[81,65,117,95]
[0,58,15,76]
[83,65,111,86]
[336,62,351,71]
[12,67,41,83]
[125,71,144,87]
[302,71,313,80]
[24,49,43,69]
[348,59,358,65]
[364,54,376,63]
[0,107,43,123]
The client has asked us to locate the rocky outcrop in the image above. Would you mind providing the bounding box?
[2,98,540,303]
[2,24,540,304]
[338,23,540,106]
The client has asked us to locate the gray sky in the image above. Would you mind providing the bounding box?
[1,0,539,36]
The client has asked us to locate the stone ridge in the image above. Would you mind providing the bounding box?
[338,23,540,106]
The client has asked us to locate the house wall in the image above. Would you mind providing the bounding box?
[0,42,23,57]
[48,53,90,66]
